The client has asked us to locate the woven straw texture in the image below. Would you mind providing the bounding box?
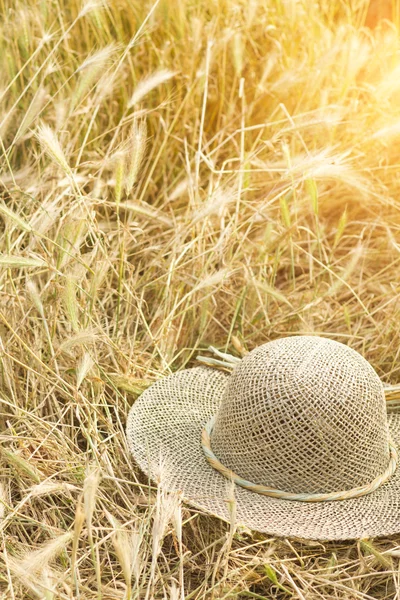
[126,336,400,540]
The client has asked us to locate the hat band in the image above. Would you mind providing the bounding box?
[201,416,398,503]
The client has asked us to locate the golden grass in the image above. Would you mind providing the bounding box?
[2,0,400,597]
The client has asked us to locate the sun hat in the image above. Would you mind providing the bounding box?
[126,335,400,541]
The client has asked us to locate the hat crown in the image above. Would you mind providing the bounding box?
[210,336,389,494]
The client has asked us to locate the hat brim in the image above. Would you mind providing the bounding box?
[126,366,400,541]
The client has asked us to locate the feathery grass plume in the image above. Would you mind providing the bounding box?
[83,464,102,598]
[287,149,370,194]
[91,67,117,105]
[374,63,400,102]
[328,244,364,297]
[231,31,244,77]
[62,277,80,333]
[147,485,181,600]
[0,165,33,188]
[14,7,31,59]
[305,177,318,216]
[28,199,62,243]
[67,248,94,283]
[36,124,72,177]
[83,464,101,528]
[0,336,15,397]
[250,276,292,308]
[0,447,42,483]
[76,44,117,73]
[169,584,180,600]
[0,480,7,519]
[191,186,237,224]
[79,0,107,18]
[39,568,57,600]
[113,151,125,207]
[0,255,46,268]
[128,69,176,107]
[88,258,111,308]
[87,0,107,33]
[14,86,47,142]
[192,269,230,292]
[56,213,88,270]
[6,557,44,599]
[167,179,189,202]
[171,494,184,600]
[29,481,78,497]
[25,279,43,321]
[333,208,348,248]
[76,351,95,389]
[279,193,292,228]
[120,201,172,226]
[72,44,118,111]
[218,480,237,582]
[26,278,58,368]
[359,540,393,569]
[58,329,99,353]
[16,532,73,575]
[124,118,147,195]
[105,510,135,598]
[130,529,145,588]
[9,561,64,599]
[371,118,400,142]
[7,533,72,597]
[0,202,32,232]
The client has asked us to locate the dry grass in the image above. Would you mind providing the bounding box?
[1,0,400,597]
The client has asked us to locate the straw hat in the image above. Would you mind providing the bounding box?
[126,336,400,541]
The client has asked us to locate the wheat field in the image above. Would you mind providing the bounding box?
[2,0,400,598]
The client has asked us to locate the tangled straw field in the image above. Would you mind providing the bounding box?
[2,0,400,597]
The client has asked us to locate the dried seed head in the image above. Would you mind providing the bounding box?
[128,69,176,107]
[83,464,101,529]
